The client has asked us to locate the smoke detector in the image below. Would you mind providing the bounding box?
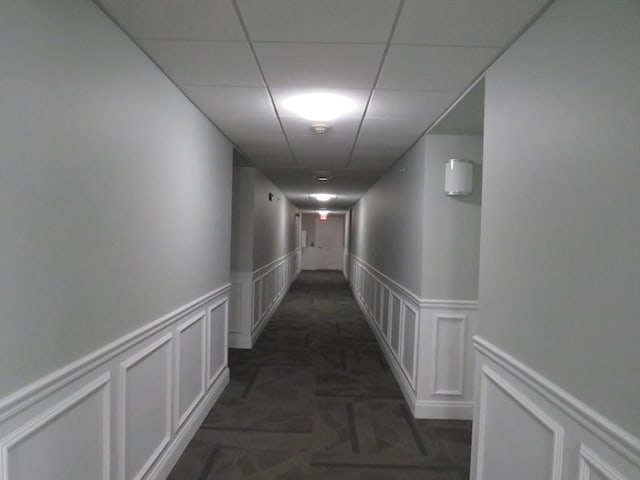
[311,124,330,134]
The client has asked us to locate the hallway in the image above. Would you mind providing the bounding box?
[168,271,471,480]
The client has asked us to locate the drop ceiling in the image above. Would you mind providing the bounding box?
[95,0,550,210]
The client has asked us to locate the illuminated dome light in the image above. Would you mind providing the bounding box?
[285,93,356,121]
[310,193,336,202]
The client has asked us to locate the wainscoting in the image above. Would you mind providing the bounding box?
[471,336,640,480]
[348,254,477,420]
[229,250,300,349]
[0,285,231,480]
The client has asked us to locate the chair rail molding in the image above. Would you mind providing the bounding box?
[471,335,640,480]
[0,285,231,480]
[348,253,477,420]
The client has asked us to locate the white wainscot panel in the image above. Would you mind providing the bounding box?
[175,312,206,428]
[120,334,173,480]
[477,366,564,480]
[433,315,466,396]
[390,295,401,354]
[579,445,629,480]
[208,300,228,387]
[1,375,110,480]
[381,287,390,337]
[228,281,243,334]
[402,305,417,385]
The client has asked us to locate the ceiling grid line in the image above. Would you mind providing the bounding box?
[346,0,406,169]
[231,0,299,166]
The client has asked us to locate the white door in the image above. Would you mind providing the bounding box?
[316,216,343,270]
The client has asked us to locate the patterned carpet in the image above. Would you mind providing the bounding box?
[168,270,472,479]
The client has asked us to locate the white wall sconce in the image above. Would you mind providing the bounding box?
[445,159,473,196]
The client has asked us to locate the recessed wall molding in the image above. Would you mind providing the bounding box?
[433,315,467,396]
[348,254,476,419]
[175,313,207,429]
[0,374,111,480]
[579,444,628,480]
[0,287,230,480]
[472,336,640,479]
[476,365,564,480]
[474,336,640,468]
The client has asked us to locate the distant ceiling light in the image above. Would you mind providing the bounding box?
[310,193,336,202]
[311,123,330,134]
[318,208,329,221]
[313,170,332,182]
[286,93,355,121]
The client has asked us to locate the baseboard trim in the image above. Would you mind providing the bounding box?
[144,367,229,480]
[474,336,640,468]
[228,333,252,349]
[413,400,474,420]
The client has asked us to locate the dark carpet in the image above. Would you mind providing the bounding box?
[168,270,472,479]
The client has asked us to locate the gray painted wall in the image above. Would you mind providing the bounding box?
[252,170,298,270]
[350,137,428,295]
[230,167,256,272]
[422,135,482,300]
[479,0,640,436]
[0,0,233,397]
[230,167,299,273]
[350,133,482,300]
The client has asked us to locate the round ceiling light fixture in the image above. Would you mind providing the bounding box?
[285,92,355,121]
[309,193,336,202]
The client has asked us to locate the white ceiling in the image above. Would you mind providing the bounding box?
[96,0,550,210]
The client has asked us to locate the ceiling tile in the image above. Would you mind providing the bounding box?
[394,0,548,47]
[378,44,500,91]
[139,40,263,86]
[237,0,400,43]
[350,145,406,169]
[356,117,426,149]
[183,86,275,119]
[246,150,295,167]
[368,89,455,123]
[253,43,385,89]
[217,117,286,146]
[96,0,245,41]
[430,80,485,135]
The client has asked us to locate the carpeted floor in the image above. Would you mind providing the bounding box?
[168,270,472,479]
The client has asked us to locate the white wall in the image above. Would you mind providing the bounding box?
[229,167,299,348]
[0,0,232,399]
[348,133,481,420]
[0,1,233,478]
[230,167,255,273]
[252,170,298,270]
[422,135,482,300]
[350,137,428,295]
[473,0,640,478]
